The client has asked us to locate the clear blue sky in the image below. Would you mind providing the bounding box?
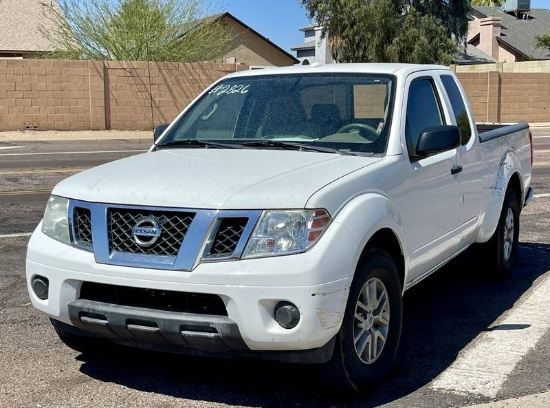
[223,0,549,56]
[224,1,312,54]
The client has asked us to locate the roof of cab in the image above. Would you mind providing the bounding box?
[225,63,452,79]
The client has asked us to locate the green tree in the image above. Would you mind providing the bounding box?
[535,32,550,57]
[387,7,458,65]
[411,0,469,42]
[40,0,234,61]
[300,0,468,64]
[470,0,503,6]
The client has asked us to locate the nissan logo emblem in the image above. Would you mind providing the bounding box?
[132,217,161,247]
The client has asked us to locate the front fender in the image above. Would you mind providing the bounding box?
[332,192,406,275]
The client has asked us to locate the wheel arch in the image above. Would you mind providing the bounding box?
[325,192,407,291]
[507,171,522,208]
[361,228,405,291]
[478,150,525,243]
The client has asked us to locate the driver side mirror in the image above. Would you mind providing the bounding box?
[415,125,460,158]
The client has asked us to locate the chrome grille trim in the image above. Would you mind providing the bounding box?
[68,200,261,271]
[73,207,93,251]
[107,208,194,256]
[202,217,249,260]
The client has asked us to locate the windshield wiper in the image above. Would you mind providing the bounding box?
[242,140,357,156]
[155,139,243,150]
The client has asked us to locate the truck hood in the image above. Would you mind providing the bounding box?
[53,149,381,209]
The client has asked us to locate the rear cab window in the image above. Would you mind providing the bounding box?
[440,75,473,146]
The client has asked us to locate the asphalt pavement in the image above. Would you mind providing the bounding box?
[2,125,550,408]
[0,129,153,143]
[0,122,549,143]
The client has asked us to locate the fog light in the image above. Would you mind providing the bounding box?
[274,301,300,329]
[31,276,49,300]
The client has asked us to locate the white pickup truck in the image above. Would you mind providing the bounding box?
[26,63,533,393]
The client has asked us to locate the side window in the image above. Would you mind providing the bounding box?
[441,75,472,145]
[405,78,444,157]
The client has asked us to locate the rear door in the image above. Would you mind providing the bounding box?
[438,73,483,241]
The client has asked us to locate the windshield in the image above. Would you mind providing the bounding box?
[156,73,395,155]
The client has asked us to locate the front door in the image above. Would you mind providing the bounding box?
[395,75,463,284]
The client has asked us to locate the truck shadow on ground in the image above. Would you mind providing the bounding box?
[76,242,550,407]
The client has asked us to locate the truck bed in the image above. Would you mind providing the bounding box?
[476,122,529,143]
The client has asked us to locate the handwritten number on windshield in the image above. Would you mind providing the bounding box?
[208,84,250,96]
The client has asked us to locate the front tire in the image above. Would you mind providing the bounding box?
[321,248,403,394]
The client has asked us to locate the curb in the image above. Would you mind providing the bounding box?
[0,130,153,143]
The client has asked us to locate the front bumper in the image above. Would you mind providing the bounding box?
[26,223,357,362]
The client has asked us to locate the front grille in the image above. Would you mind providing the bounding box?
[108,208,195,256]
[79,282,228,316]
[68,200,261,270]
[74,207,92,248]
[209,218,248,256]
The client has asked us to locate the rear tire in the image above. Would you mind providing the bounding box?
[480,189,520,279]
[320,248,403,394]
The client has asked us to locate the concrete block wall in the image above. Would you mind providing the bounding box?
[454,60,550,123]
[455,60,550,74]
[456,71,550,123]
[499,73,550,123]
[0,59,246,132]
[457,73,488,121]
[105,61,247,130]
[0,59,549,131]
[0,59,105,131]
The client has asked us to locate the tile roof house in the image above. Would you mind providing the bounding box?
[0,0,60,59]
[468,4,550,62]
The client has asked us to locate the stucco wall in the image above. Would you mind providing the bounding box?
[222,18,297,67]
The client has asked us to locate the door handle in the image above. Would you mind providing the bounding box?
[451,166,463,175]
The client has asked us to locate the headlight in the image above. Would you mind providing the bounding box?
[41,195,71,245]
[242,209,331,259]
